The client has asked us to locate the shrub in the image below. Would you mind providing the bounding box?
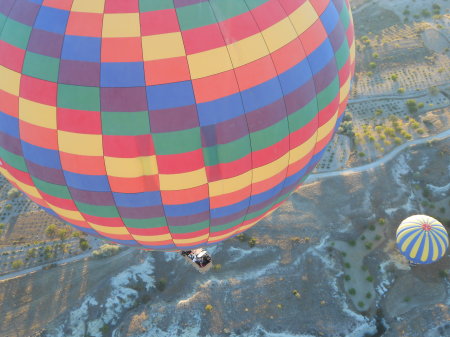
[344,262,351,268]
[79,238,90,251]
[344,275,351,281]
[7,188,20,200]
[369,224,376,231]
[365,242,373,250]
[292,290,301,298]
[45,224,58,239]
[72,231,81,238]
[27,248,37,258]
[384,127,395,137]
[92,244,121,258]
[366,292,372,299]
[421,9,431,17]
[237,233,249,242]
[397,88,405,94]
[57,228,71,241]
[205,304,213,311]
[12,260,24,269]
[429,86,439,96]
[155,278,167,291]
[349,288,356,295]
[406,99,418,113]
[213,264,222,271]
[358,301,364,308]
[366,275,374,282]
[248,238,257,248]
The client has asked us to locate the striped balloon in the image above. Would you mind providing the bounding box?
[396,215,449,264]
[0,0,355,251]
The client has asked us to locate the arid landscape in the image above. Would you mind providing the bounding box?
[0,0,449,336]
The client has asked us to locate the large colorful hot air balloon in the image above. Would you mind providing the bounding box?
[396,215,449,264]
[0,0,355,250]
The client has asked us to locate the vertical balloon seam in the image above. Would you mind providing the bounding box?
[63,2,118,239]
[205,1,256,245]
[0,0,19,33]
[50,0,103,241]
[135,0,176,250]
[16,1,69,237]
[281,0,322,188]
[117,0,176,250]
[100,1,143,247]
[171,0,211,250]
[241,0,292,227]
[428,230,439,262]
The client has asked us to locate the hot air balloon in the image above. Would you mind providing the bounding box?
[396,215,449,264]
[0,0,355,251]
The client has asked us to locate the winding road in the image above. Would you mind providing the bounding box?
[306,128,450,183]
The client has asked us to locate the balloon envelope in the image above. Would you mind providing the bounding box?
[0,0,355,250]
[396,215,449,264]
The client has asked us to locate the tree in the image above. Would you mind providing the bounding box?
[391,74,398,81]
[369,62,377,69]
[421,9,431,17]
[7,188,20,200]
[72,231,81,238]
[406,99,418,113]
[27,248,37,258]
[155,278,167,291]
[57,228,71,241]
[79,238,90,251]
[12,260,24,269]
[429,86,439,96]
[44,246,54,259]
[45,224,58,239]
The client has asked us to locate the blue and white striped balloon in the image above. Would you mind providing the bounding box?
[396,215,448,264]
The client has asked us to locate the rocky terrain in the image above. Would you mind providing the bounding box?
[0,137,442,337]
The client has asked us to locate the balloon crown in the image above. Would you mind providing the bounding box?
[421,223,432,231]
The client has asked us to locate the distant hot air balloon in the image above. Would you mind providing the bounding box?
[0,0,355,251]
[396,215,449,264]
